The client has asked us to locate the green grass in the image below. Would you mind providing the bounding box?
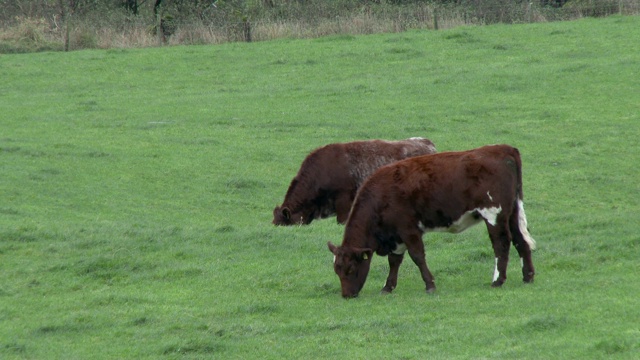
[1,16,639,359]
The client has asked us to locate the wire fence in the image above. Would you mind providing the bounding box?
[1,0,639,52]
[146,0,640,45]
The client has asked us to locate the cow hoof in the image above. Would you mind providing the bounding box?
[523,272,535,283]
[381,286,394,295]
[426,287,436,294]
[491,280,504,287]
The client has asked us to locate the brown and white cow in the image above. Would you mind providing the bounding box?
[328,144,536,298]
[273,138,437,226]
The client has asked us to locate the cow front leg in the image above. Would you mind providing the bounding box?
[405,235,436,293]
[381,253,404,294]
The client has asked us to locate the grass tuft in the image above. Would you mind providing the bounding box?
[162,340,222,355]
[594,338,635,355]
[2,342,27,354]
[525,315,568,332]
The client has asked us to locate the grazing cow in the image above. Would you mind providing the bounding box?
[328,144,536,298]
[273,138,437,226]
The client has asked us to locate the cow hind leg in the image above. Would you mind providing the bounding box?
[381,253,404,294]
[486,218,511,287]
[510,199,536,283]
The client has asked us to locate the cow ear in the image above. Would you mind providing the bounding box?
[327,241,338,254]
[357,248,373,262]
[281,207,291,220]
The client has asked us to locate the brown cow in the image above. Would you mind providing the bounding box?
[328,144,536,298]
[273,138,437,226]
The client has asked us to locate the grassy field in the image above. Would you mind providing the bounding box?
[1,15,639,359]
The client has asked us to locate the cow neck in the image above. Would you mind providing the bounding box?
[282,176,314,215]
[288,148,327,206]
[342,208,378,251]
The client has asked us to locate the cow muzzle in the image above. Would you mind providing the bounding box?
[341,292,359,299]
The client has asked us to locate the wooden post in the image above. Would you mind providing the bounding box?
[156,12,163,45]
[619,0,623,15]
[65,17,70,51]
[433,6,439,31]
[59,0,70,51]
[243,17,252,42]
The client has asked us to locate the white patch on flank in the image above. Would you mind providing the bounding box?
[419,206,502,234]
[493,257,499,282]
[392,243,407,255]
[445,211,484,233]
[486,191,493,202]
[517,199,537,250]
[420,209,482,234]
[477,206,502,226]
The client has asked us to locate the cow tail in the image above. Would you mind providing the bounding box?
[513,147,536,250]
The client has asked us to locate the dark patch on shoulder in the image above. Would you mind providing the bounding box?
[392,168,403,183]
[392,164,410,184]
[419,209,455,230]
[312,188,336,218]
[435,209,454,227]
[466,162,493,185]
[374,228,402,256]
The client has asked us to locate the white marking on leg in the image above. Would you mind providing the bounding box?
[486,191,493,202]
[333,255,336,264]
[478,206,502,226]
[493,257,499,282]
[517,199,537,250]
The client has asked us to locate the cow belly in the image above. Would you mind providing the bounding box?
[419,206,501,234]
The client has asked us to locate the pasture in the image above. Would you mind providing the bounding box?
[1,15,639,359]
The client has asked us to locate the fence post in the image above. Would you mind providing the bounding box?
[619,0,623,15]
[156,12,163,45]
[433,6,439,30]
[243,17,252,42]
[64,15,70,51]
[58,0,70,51]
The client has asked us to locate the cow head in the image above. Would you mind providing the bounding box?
[327,241,373,298]
[272,205,312,226]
